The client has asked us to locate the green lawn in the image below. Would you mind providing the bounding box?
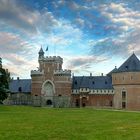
[0,106,140,140]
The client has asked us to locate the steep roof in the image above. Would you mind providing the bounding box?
[9,79,31,93]
[107,67,118,76]
[72,76,113,89]
[116,53,140,73]
[39,47,44,54]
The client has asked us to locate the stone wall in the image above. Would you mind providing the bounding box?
[112,72,140,110]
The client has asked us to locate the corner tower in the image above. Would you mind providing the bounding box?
[112,53,140,110]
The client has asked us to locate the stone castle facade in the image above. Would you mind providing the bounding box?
[9,48,140,110]
[31,48,71,107]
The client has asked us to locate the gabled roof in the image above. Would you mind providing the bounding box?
[9,79,31,93]
[116,53,140,73]
[72,76,113,89]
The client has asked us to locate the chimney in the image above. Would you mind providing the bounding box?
[90,73,92,77]
[101,73,103,76]
[72,73,74,77]
[17,77,20,80]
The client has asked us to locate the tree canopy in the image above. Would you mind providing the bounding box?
[0,61,10,103]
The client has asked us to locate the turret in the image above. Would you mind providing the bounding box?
[38,47,44,59]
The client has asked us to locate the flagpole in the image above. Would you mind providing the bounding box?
[46,46,49,56]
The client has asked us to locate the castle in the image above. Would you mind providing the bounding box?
[9,48,140,110]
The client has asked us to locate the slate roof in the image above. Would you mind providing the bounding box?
[107,67,118,76]
[72,76,113,89]
[9,79,31,93]
[116,53,140,73]
[39,47,44,54]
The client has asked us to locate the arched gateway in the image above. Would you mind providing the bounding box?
[41,80,55,106]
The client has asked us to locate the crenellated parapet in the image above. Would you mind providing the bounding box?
[31,70,44,76]
[39,56,63,64]
[54,69,71,76]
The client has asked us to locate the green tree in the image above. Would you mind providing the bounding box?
[0,58,10,103]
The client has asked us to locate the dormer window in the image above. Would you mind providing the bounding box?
[92,81,95,84]
[105,81,107,84]
[18,87,22,92]
[75,81,77,85]
[125,66,128,69]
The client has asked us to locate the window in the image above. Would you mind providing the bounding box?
[122,91,126,109]
[110,101,113,107]
[92,81,95,84]
[75,81,77,85]
[75,99,79,107]
[105,81,107,84]
[125,66,128,69]
[122,102,126,109]
[18,87,22,92]
[58,94,62,96]
[122,91,126,100]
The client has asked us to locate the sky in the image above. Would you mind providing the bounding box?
[0,0,140,79]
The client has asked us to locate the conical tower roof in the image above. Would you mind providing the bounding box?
[39,47,44,54]
[117,53,140,72]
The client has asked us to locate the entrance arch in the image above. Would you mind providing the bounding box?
[41,80,55,106]
[41,80,55,96]
[46,100,52,105]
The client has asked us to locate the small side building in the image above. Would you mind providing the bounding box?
[8,78,31,105]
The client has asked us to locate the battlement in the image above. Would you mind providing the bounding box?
[54,69,71,76]
[31,70,44,76]
[39,56,63,63]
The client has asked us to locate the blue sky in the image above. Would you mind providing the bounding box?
[0,0,140,78]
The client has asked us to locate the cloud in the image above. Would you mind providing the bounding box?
[65,55,108,70]
[0,0,37,34]
[75,18,85,28]
[90,2,140,57]
[100,2,140,30]
[0,0,59,35]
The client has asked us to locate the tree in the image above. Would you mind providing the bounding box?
[0,58,10,103]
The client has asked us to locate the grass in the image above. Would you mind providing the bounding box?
[0,106,140,140]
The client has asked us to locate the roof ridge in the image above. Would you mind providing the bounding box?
[117,53,140,72]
